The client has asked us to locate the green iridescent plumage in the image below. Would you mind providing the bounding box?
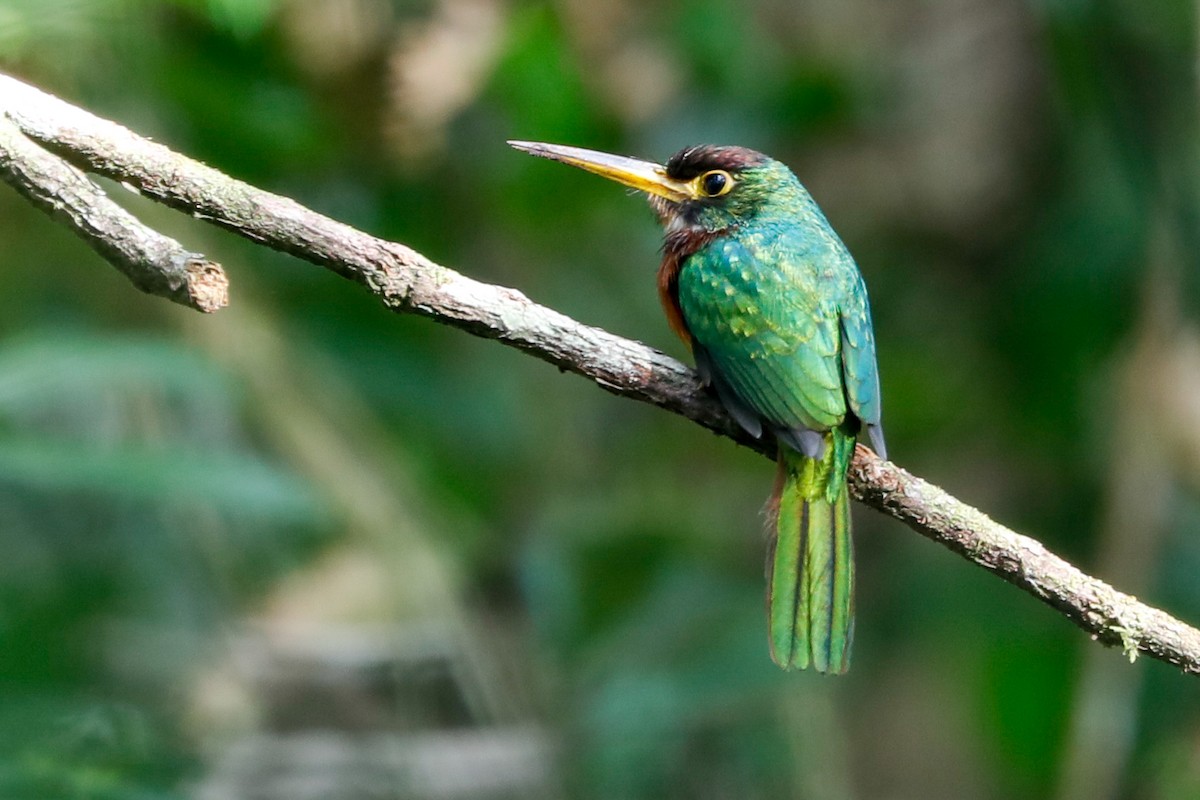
[771,438,855,671]
[509,140,885,673]
[672,154,880,672]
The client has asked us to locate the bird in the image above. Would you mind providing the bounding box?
[508,140,885,673]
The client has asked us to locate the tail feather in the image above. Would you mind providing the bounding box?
[767,436,855,673]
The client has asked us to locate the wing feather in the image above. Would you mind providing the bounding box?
[677,229,852,437]
[838,272,886,456]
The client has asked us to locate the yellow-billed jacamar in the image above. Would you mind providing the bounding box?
[510,141,886,673]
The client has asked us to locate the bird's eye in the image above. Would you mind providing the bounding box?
[698,170,733,198]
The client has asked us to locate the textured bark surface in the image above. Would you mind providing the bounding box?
[0,115,227,312]
[849,450,1200,672]
[3,71,1199,673]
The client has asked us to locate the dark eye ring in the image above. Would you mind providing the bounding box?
[699,170,733,197]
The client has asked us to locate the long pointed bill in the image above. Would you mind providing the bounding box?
[508,140,695,202]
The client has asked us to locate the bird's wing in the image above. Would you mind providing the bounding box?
[838,270,886,457]
[837,271,882,424]
[678,233,847,438]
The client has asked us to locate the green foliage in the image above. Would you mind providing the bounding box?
[0,333,326,794]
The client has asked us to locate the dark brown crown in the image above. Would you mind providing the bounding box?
[664,145,767,180]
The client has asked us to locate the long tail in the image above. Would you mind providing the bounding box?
[767,431,855,673]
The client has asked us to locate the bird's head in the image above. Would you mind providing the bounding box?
[508,141,802,236]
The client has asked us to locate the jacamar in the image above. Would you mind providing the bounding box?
[509,141,885,673]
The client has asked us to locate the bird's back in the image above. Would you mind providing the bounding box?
[676,215,867,440]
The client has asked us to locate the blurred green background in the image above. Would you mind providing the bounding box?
[2,0,1200,797]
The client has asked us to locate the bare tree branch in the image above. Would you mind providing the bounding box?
[849,451,1200,671]
[2,72,1198,673]
[0,114,227,313]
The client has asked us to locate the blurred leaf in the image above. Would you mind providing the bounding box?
[0,437,321,521]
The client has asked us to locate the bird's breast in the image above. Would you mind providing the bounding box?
[657,225,731,346]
